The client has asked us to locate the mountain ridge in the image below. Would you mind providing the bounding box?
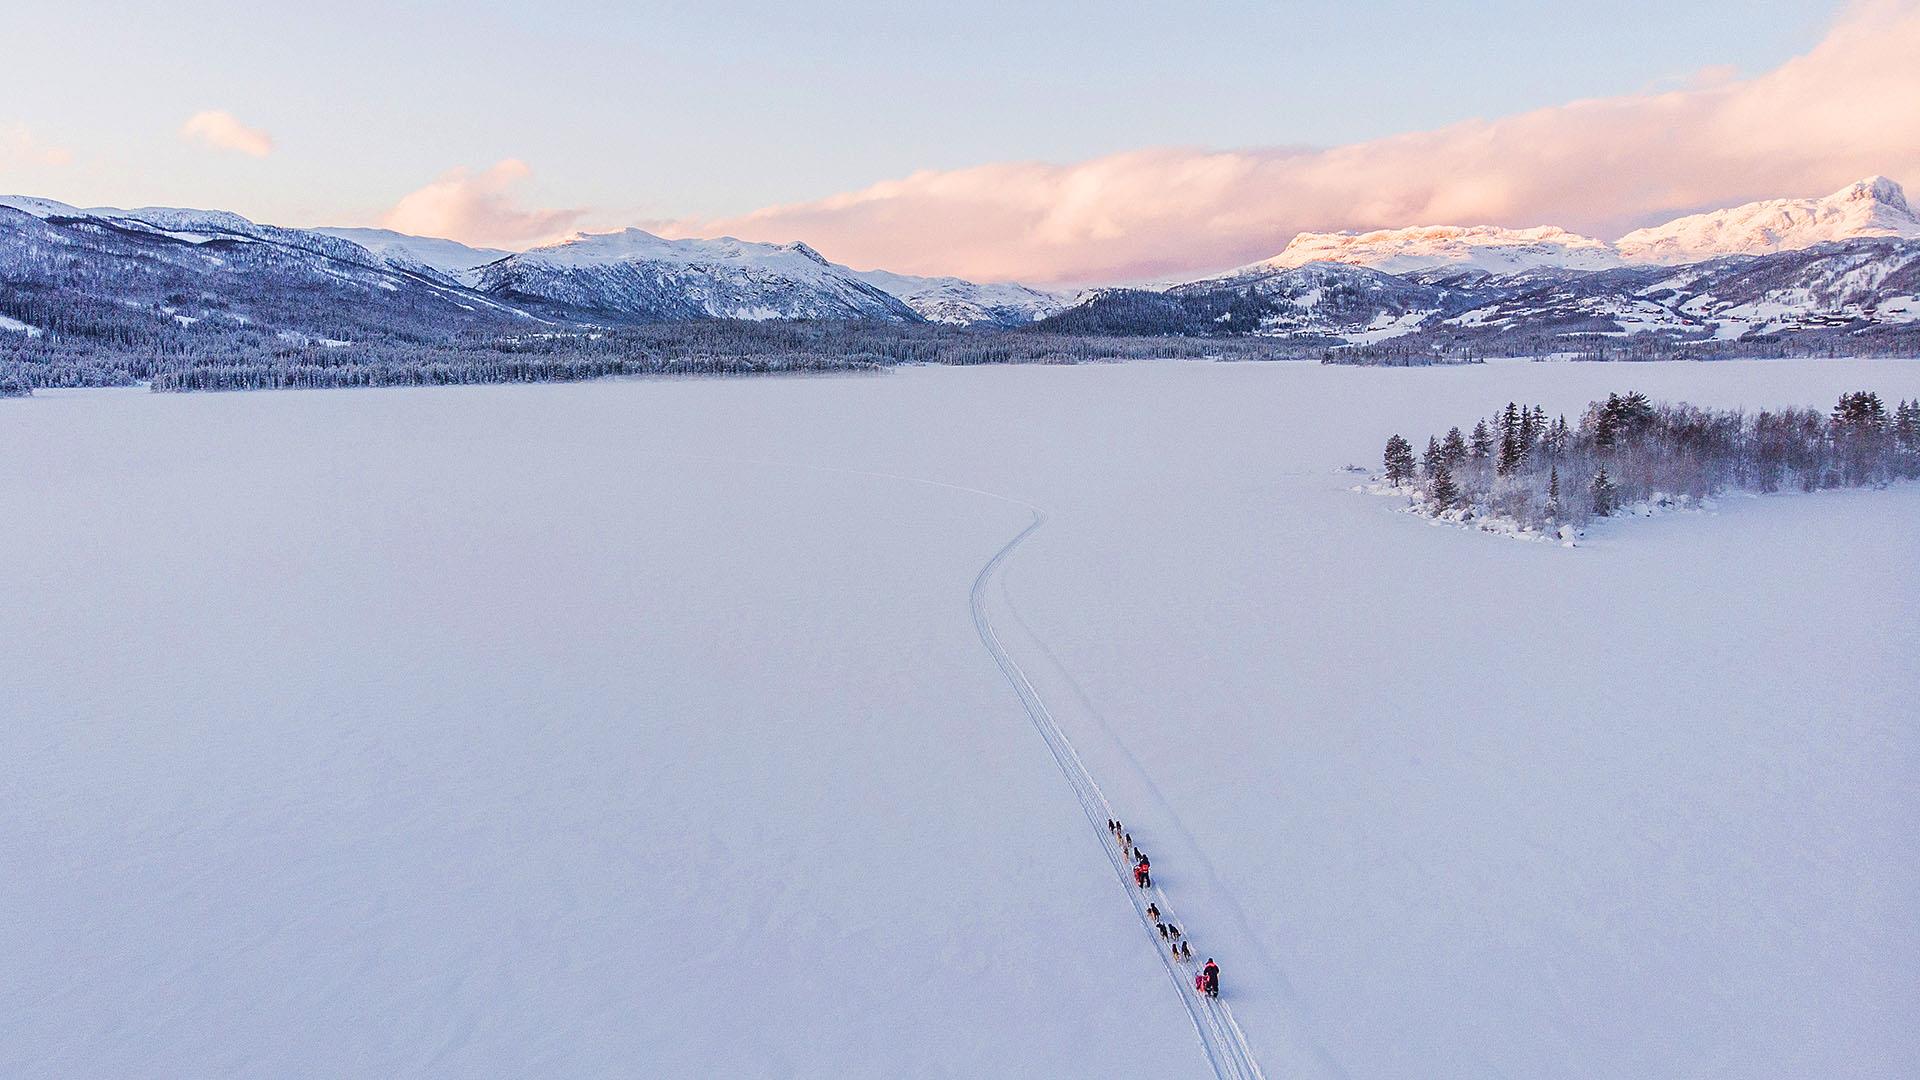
[6,178,1920,374]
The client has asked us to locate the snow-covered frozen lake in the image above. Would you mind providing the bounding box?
[3,359,1915,1079]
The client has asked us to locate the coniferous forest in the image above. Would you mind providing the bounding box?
[1379,391,1920,531]
[0,318,1297,396]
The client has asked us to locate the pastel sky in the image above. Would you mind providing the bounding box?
[5,0,1915,285]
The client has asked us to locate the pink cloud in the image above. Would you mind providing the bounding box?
[0,122,74,169]
[179,110,274,158]
[669,0,1920,286]
[380,159,584,249]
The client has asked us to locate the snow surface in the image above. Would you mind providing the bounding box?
[517,228,830,272]
[0,312,42,336]
[0,194,87,219]
[2,360,1915,1078]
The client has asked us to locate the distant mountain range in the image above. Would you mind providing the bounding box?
[1037,178,1920,351]
[3,177,1917,363]
[1230,177,1920,274]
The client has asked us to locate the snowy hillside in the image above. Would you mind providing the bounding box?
[476,229,920,322]
[1616,176,1920,264]
[1252,224,1621,274]
[852,268,1066,326]
[4,360,1912,1077]
[0,196,396,271]
[313,227,510,282]
[1168,261,1464,343]
[0,195,541,357]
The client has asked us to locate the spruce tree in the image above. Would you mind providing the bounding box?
[1470,419,1494,461]
[1545,466,1562,523]
[1594,395,1620,449]
[1428,462,1459,513]
[1383,434,1416,485]
[1590,466,1616,517]
[1442,426,1468,467]
[1422,435,1443,478]
[1497,417,1525,476]
[1831,390,1888,432]
[1897,400,1920,478]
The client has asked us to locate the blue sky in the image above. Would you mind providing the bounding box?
[0,0,1844,230]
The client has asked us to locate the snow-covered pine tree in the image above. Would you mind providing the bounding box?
[1546,415,1570,456]
[1497,408,1526,477]
[1593,396,1620,450]
[1470,419,1494,461]
[1428,462,1459,513]
[1422,435,1443,478]
[1442,426,1468,467]
[1384,434,1416,485]
[1896,400,1920,477]
[1545,466,1562,523]
[1831,390,1887,431]
[1590,466,1617,517]
[1831,390,1891,484]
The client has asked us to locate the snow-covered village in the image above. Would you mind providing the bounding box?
[4,3,1916,1078]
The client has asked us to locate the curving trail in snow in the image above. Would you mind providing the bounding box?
[969,506,1268,1080]
[692,452,1271,1078]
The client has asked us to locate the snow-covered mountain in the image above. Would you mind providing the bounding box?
[1211,176,1918,279]
[1615,176,1920,264]
[475,229,921,323]
[1,193,1067,338]
[1249,224,1622,274]
[1035,175,1920,348]
[1050,233,1920,349]
[1168,261,1464,342]
[9,177,1920,365]
[312,227,1060,326]
[1,196,408,271]
[313,227,509,283]
[851,268,1066,326]
[0,195,540,351]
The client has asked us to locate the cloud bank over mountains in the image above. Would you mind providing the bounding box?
[380,159,587,251]
[649,1,1920,285]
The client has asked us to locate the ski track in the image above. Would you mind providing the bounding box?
[683,452,1269,1079]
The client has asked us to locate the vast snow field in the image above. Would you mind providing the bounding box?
[2,359,1915,1078]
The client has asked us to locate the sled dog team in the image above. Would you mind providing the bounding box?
[1106,818,1220,999]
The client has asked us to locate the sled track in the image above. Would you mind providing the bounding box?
[971,508,1267,1080]
[697,455,1267,1079]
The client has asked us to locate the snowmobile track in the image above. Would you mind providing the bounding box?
[971,507,1267,1080]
